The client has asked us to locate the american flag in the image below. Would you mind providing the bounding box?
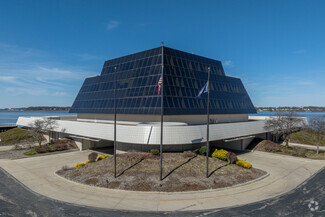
[157,74,163,94]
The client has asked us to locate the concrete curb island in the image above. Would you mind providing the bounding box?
[0,150,324,211]
[53,169,270,194]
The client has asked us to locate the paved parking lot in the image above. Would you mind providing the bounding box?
[0,167,324,216]
[0,149,324,214]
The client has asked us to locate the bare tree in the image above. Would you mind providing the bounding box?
[308,116,325,154]
[28,118,57,147]
[264,112,305,147]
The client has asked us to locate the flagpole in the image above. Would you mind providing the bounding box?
[206,67,210,178]
[160,42,164,181]
[114,66,117,178]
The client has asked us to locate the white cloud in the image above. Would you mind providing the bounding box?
[0,76,17,82]
[106,21,120,30]
[54,91,68,96]
[223,60,233,67]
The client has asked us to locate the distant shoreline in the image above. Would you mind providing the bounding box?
[256,106,325,113]
[256,110,325,113]
[0,106,70,112]
[0,106,325,112]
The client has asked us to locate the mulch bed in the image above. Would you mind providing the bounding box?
[57,152,266,192]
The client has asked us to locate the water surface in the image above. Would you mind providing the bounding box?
[0,111,75,126]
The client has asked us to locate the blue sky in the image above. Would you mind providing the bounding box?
[0,0,325,108]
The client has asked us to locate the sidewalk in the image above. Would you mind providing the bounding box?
[0,145,14,151]
[0,150,324,211]
[289,142,325,152]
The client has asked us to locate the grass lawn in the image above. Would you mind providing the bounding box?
[254,140,325,160]
[57,151,266,192]
[289,130,325,146]
[0,128,34,145]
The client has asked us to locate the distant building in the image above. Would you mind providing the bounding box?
[17,46,273,151]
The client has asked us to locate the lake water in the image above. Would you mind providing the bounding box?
[0,111,75,126]
[251,112,325,120]
[0,111,324,127]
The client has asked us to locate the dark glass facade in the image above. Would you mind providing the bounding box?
[69,46,256,115]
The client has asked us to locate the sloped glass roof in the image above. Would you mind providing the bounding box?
[69,46,256,115]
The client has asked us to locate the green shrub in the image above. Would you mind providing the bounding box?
[199,146,207,155]
[150,149,160,155]
[193,148,200,154]
[211,149,228,161]
[193,146,207,155]
[24,149,37,155]
[236,159,252,169]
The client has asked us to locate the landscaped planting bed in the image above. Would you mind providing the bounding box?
[57,151,266,192]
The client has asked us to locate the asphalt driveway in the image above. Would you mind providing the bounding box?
[0,167,324,217]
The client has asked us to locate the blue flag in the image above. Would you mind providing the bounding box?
[196,82,208,98]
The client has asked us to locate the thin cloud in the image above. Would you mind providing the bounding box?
[295,80,316,86]
[0,76,17,82]
[106,21,120,30]
[77,53,99,61]
[5,87,48,96]
[54,91,68,96]
[223,60,234,67]
[0,43,97,97]
[294,49,307,54]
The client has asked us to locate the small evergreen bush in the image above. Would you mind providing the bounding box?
[150,149,160,155]
[24,149,37,155]
[193,146,207,155]
[199,146,207,155]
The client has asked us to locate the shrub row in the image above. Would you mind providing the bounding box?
[74,154,109,168]
[211,148,252,169]
[236,159,252,169]
[211,149,228,161]
[193,146,207,155]
[97,154,109,161]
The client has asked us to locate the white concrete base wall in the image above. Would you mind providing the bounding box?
[116,142,203,152]
[77,113,248,125]
[17,116,270,152]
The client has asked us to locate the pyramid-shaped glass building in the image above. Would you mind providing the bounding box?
[70,46,256,124]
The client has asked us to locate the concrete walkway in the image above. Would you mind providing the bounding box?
[0,145,14,151]
[289,142,325,152]
[0,150,324,212]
